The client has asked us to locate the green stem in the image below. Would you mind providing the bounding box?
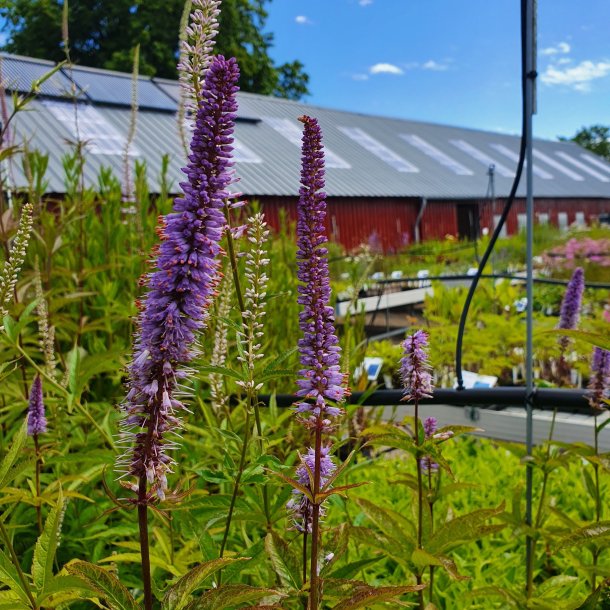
[0,519,38,609]
[308,424,323,610]
[34,434,42,534]
[137,476,153,610]
[219,408,252,561]
[593,415,602,592]
[413,401,424,610]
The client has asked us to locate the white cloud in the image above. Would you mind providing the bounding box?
[422,60,448,71]
[352,73,370,81]
[540,60,610,92]
[359,0,373,5]
[369,62,404,75]
[295,15,311,25]
[556,57,572,65]
[540,41,571,56]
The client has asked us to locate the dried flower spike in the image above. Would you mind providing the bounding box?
[117,55,240,501]
[400,330,433,402]
[27,375,47,436]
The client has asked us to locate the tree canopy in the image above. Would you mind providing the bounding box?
[563,125,610,161]
[0,0,309,100]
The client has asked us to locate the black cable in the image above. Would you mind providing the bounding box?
[455,1,528,390]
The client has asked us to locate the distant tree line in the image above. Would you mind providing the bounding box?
[0,0,309,101]
[562,125,610,162]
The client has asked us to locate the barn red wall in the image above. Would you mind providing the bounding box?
[256,196,420,252]
[253,195,610,252]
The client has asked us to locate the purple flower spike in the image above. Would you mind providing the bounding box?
[117,55,240,501]
[588,347,610,410]
[558,267,585,352]
[27,375,47,436]
[287,446,336,533]
[421,416,438,472]
[400,330,433,403]
[294,115,345,425]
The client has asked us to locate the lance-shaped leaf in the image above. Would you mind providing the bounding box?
[37,574,93,607]
[264,532,301,591]
[163,558,246,610]
[32,489,65,594]
[328,581,426,610]
[66,561,139,610]
[0,548,31,606]
[411,549,468,581]
[267,470,313,502]
[469,586,523,608]
[0,420,30,489]
[577,577,610,609]
[555,521,610,551]
[353,497,416,547]
[427,503,505,555]
[189,584,283,609]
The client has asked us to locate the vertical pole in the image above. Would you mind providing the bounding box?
[524,0,537,598]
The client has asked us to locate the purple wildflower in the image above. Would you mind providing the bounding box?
[287,446,336,533]
[27,375,47,436]
[117,55,240,501]
[421,416,438,472]
[294,115,345,424]
[400,330,433,402]
[558,267,585,352]
[588,347,610,410]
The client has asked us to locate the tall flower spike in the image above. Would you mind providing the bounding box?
[117,55,240,501]
[400,330,433,403]
[294,115,345,424]
[421,416,439,472]
[0,202,34,318]
[34,260,56,376]
[27,375,47,436]
[558,267,585,353]
[588,347,610,410]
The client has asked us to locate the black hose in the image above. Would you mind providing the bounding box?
[455,1,528,390]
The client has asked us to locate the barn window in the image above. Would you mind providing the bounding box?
[537,213,549,225]
[517,214,527,232]
[493,214,507,237]
[401,134,473,175]
[558,212,569,230]
[338,127,418,172]
[450,140,514,177]
[43,100,140,156]
[575,211,586,226]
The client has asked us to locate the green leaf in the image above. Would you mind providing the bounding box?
[0,548,31,606]
[264,532,301,590]
[189,584,282,610]
[427,503,505,555]
[262,346,298,375]
[411,549,468,581]
[469,586,522,608]
[163,558,246,610]
[535,574,578,597]
[66,560,140,610]
[98,553,181,577]
[37,574,93,607]
[329,583,426,609]
[32,489,66,594]
[555,521,610,551]
[540,329,610,351]
[353,497,416,548]
[577,577,610,609]
[0,420,29,489]
[198,364,245,382]
[327,557,381,580]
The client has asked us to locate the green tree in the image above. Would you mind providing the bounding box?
[0,0,309,100]
[562,125,610,161]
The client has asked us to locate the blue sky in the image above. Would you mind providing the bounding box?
[266,0,610,141]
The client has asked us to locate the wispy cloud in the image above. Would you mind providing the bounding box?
[540,42,571,56]
[359,0,373,5]
[541,60,610,92]
[422,60,448,71]
[295,15,311,25]
[369,63,404,75]
[351,73,370,81]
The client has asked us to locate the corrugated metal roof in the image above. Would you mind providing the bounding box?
[3,53,610,201]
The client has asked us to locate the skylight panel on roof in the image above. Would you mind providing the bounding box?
[338,126,418,172]
[233,138,262,163]
[262,117,350,169]
[400,134,473,175]
[532,150,584,181]
[489,143,554,179]
[579,153,610,175]
[554,151,609,182]
[44,100,140,156]
[449,140,514,177]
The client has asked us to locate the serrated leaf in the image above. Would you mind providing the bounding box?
[353,497,415,548]
[0,420,29,489]
[262,346,298,375]
[32,489,65,594]
[163,558,246,610]
[427,503,505,555]
[99,553,181,577]
[469,586,522,608]
[268,470,312,501]
[198,364,245,382]
[264,532,301,590]
[328,557,381,580]
[189,584,282,610]
[535,574,578,597]
[330,583,426,609]
[0,548,31,605]
[555,521,610,551]
[66,561,139,610]
[577,577,610,609]
[37,574,93,605]
[541,329,610,351]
